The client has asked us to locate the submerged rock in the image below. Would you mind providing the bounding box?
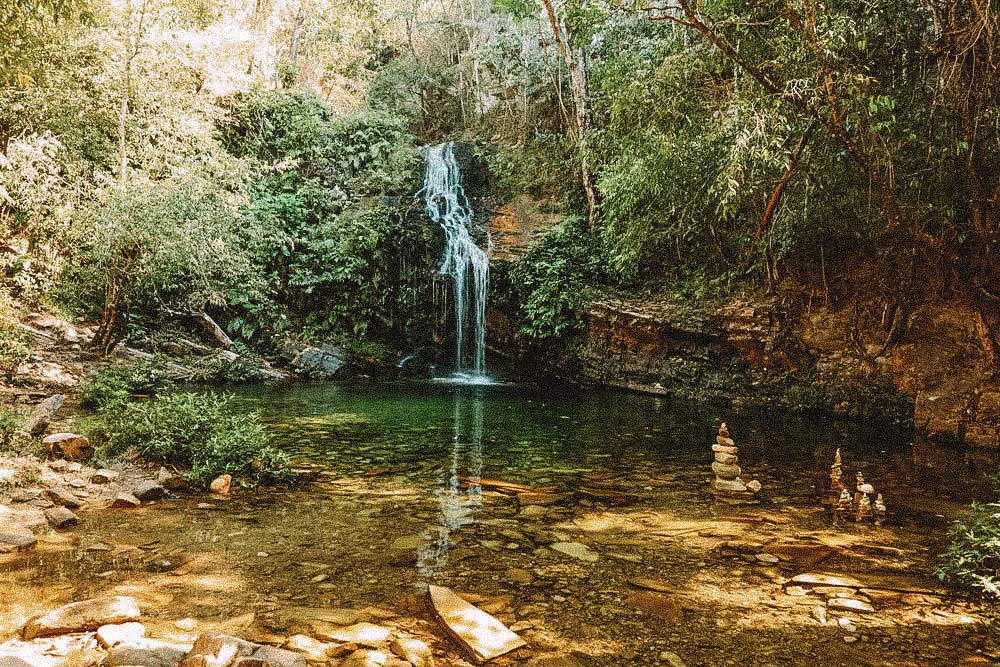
[43,506,79,529]
[428,585,526,663]
[550,542,599,562]
[22,596,141,639]
[0,533,37,553]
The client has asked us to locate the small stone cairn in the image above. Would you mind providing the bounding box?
[829,450,887,526]
[710,423,761,503]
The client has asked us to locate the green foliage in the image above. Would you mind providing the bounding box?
[0,300,29,378]
[78,360,174,409]
[90,392,291,487]
[937,502,1000,600]
[509,217,604,340]
[0,408,23,452]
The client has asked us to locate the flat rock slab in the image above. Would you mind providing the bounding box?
[97,622,147,649]
[827,598,876,614]
[22,596,141,639]
[0,533,37,553]
[790,573,865,589]
[428,585,526,664]
[550,542,598,562]
[243,645,307,667]
[317,623,391,648]
[107,640,190,667]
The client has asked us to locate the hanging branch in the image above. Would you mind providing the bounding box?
[743,123,815,270]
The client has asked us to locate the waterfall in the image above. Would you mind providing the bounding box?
[421,142,490,380]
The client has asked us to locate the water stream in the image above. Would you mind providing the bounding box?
[421,143,490,381]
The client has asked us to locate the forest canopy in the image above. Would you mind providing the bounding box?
[0,0,997,353]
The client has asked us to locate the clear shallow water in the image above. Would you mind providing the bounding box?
[4,381,993,667]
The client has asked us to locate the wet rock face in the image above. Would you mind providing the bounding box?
[288,345,348,380]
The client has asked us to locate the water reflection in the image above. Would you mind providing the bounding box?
[417,388,485,578]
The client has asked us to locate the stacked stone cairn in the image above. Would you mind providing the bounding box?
[829,450,887,526]
[710,423,761,503]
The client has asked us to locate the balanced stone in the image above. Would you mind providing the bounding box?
[709,423,760,503]
[874,493,887,526]
[711,462,741,479]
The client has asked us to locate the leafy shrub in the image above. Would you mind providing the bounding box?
[509,217,605,340]
[0,408,23,452]
[78,360,175,409]
[937,502,1000,599]
[0,302,30,378]
[90,391,291,487]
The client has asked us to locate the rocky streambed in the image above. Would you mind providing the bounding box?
[3,382,1000,666]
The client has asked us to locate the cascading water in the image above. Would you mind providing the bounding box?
[421,142,490,382]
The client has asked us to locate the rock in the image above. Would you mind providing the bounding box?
[290,346,347,380]
[175,618,198,631]
[713,452,738,465]
[0,533,37,553]
[41,433,92,460]
[340,650,393,667]
[0,656,34,667]
[843,635,859,644]
[68,478,86,488]
[658,651,686,667]
[527,655,584,667]
[627,591,683,624]
[112,492,141,509]
[550,542,599,562]
[711,462,741,478]
[712,478,748,492]
[97,622,147,648]
[210,475,232,495]
[157,467,186,490]
[179,634,258,667]
[746,480,762,493]
[132,480,166,502]
[44,487,81,508]
[390,637,433,667]
[507,568,534,585]
[243,645,306,667]
[92,469,120,484]
[711,444,738,454]
[827,598,875,613]
[107,639,190,667]
[811,606,828,624]
[44,506,79,528]
[754,553,780,564]
[519,505,548,519]
[317,623,391,648]
[428,585,526,663]
[284,635,332,662]
[21,395,65,436]
[790,573,865,588]
[22,596,141,639]
[390,535,425,550]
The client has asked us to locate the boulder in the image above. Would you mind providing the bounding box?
[0,533,37,553]
[289,346,347,380]
[22,596,141,639]
[132,480,166,502]
[112,492,141,509]
[21,395,64,436]
[210,475,232,495]
[44,506,79,529]
[44,487,81,509]
[92,469,120,484]
[157,467,187,490]
[41,433,92,461]
[106,639,190,667]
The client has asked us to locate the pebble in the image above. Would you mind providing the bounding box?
[658,651,686,667]
[844,635,859,644]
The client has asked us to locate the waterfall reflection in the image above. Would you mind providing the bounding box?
[417,388,485,578]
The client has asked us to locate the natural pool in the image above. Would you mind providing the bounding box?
[2,381,996,666]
